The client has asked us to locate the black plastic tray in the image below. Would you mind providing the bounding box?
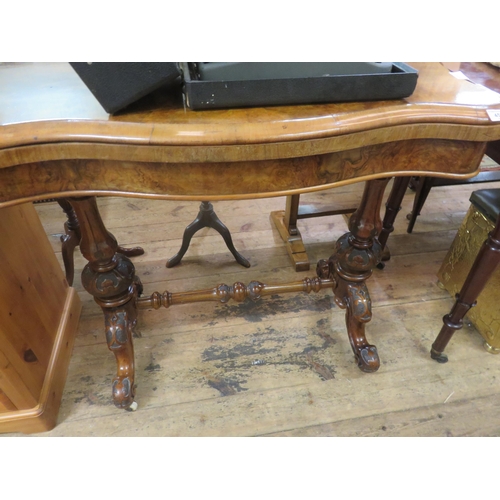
[180,62,418,110]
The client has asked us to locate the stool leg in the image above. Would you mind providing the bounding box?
[431,214,500,362]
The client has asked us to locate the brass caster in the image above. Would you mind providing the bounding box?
[436,280,446,290]
[126,401,138,411]
[483,341,500,354]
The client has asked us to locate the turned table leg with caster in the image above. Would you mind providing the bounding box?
[69,196,141,410]
[317,178,390,372]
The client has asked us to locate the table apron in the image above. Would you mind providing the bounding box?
[0,138,487,207]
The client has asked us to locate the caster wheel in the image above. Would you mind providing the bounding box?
[126,401,138,412]
[430,349,448,363]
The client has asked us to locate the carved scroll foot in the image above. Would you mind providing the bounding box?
[356,346,380,372]
[317,259,380,372]
[104,299,138,409]
[320,179,389,373]
[327,235,382,373]
[344,281,380,372]
[84,253,140,410]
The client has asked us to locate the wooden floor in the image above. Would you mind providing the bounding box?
[6,164,500,437]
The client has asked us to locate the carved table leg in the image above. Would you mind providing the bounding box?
[69,196,140,410]
[57,198,144,286]
[318,178,390,372]
[431,214,500,363]
[377,176,411,269]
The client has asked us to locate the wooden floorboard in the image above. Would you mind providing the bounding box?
[6,172,500,436]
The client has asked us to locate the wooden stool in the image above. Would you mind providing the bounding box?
[432,188,500,362]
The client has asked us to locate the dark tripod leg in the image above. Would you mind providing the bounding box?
[208,208,251,268]
[166,201,250,268]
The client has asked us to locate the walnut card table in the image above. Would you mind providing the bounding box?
[2,62,500,412]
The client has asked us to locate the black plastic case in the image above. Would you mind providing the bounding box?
[180,62,419,110]
[70,62,181,114]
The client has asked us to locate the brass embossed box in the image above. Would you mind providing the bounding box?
[437,204,500,352]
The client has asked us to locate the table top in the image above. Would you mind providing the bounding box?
[2,62,500,207]
[1,62,500,159]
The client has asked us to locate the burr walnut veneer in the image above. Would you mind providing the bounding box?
[2,62,500,413]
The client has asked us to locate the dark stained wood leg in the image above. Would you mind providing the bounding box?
[431,214,500,363]
[318,178,390,372]
[68,196,140,410]
[118,245,145,258]
[167,201,249,268]
[207,205,251,268]
[57,199,80,286]
[57,198,144,286]
[406,177,435,233]
[377,176,411,269]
